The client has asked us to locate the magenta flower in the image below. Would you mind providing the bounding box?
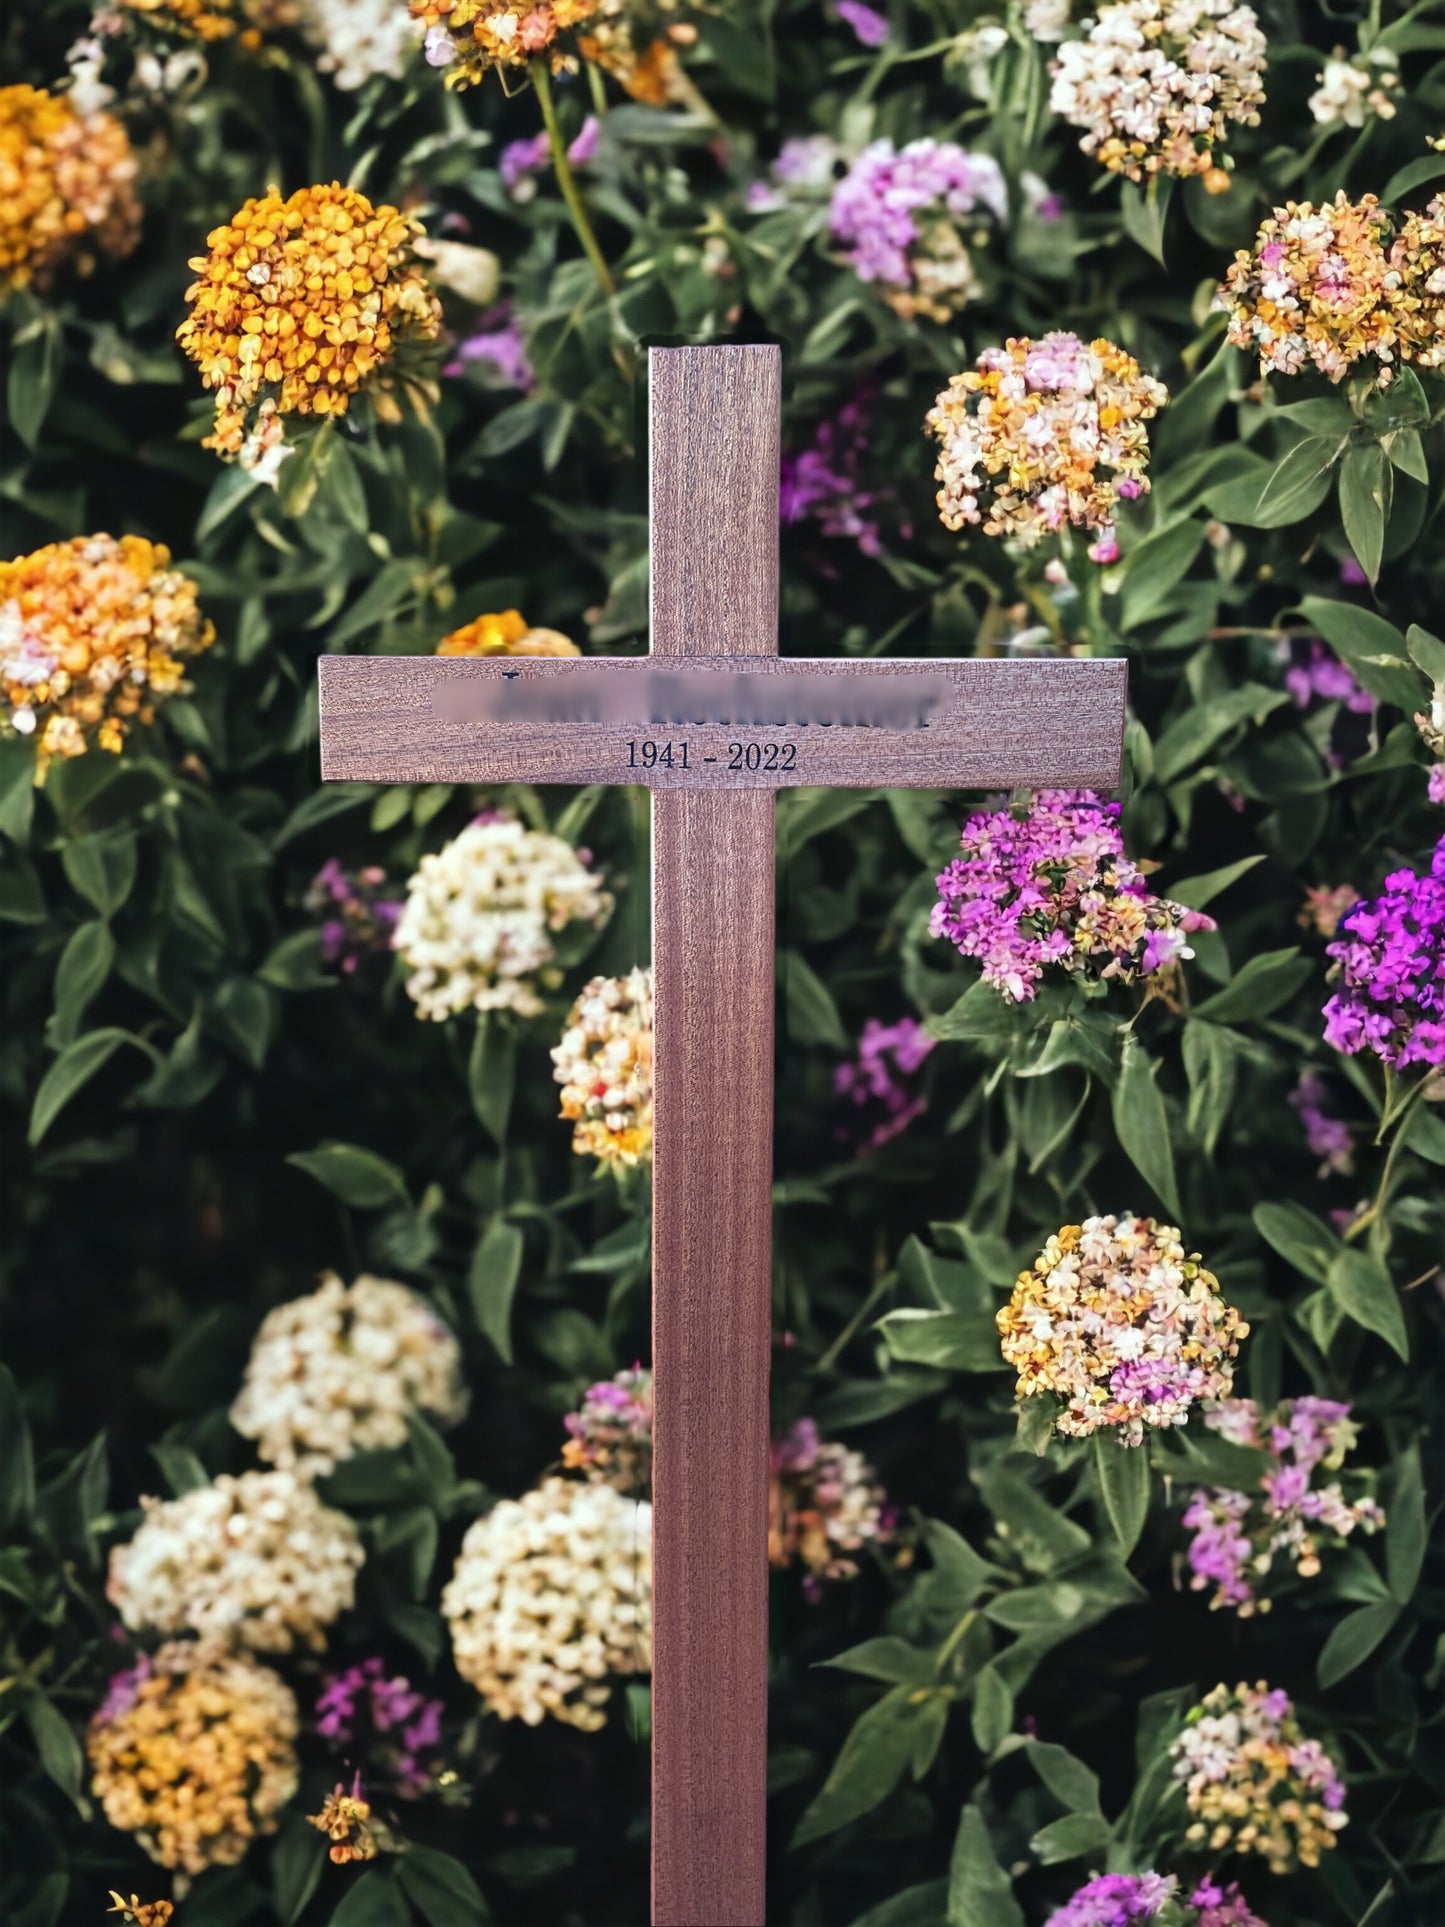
[315,1659,445,1798]
[836,0,890,45]
[305,860,403,975]
[780,392,908,558]
[1284,640,1373,714]
[444,306,535,390]
[829,137,1006,314]
[834,1016,934,1150]
[1322,839,1445,1068]
[1289,1069,1354,1176]
[1045,1872,1178,1926]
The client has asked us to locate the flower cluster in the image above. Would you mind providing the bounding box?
[769,1418,896,1594]
[444,307,535,387]
[781,394,906,558]
[1169,1682,1348,1871]
[1322,840,1445,1070]
[502,118,599,201]
[1046,1873,1267,1926]
[107,1471,362,1653]
[551,967,654,1168]
[1289,1069,1354,1176]
[925,335,1167,556]
[829,138,1008,320]
[412,0,604,84]
[997,1215,1247,1446]
[442,1477,651,1730]
[436,607,580,657]
[107,1899,175,1927]
[230,1272,469,1475]
[394,815,612,1021]
[579,1,699,108]
[306,859,403,974]
[316,1660,445,1797]
[0,535,214,770]
[929,791,1213,1003]
[1391,196,1445,369]
[116,0,263,41]
[746,134,843,213]
[0,84,140,291]
[1308,49,1399,131]
[88,1644,299,1874]
[1183,1398,1383,1614]
[1049,0,1267,182]
[834,1016,934,1151]
[297,0,423,88]
[1221,194,1399,382]
[177,182,441,471]
[1284,641,1372,715]
[308,1779,380,1863]
[562,1365,654,1490]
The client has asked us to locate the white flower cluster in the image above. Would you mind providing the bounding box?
[298,0,424,91]
[1049,0,1267,182]
[1307,49,1399,131]
[230,1272,469,1476]
[1025,0,1073,41]
[442,1476,651,1731]
[106,1470,364,1654]
[393,816,612,1021]
[551,967,654,1169]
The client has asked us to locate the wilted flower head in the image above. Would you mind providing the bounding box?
[926,335,1167,552]
[1169,1682,1348,1871]
[177,181,441,468]
[579,0,699,106]
[1308,49,1399,131]
[930,790,1213,1002]
[88,1643,299,1874]
[230,1271,469,1474]
[829,137,1007,320]
[834,1016,934,1150]
[563,1364,654,1489]
[315,1659,445,1799]
[1221,195,1398,382]
[1183,1397,1383,1614]
[305,859,403,974]
[552,967,654,1168]
[0,84,139,291]
[436,608,579,657]
[0,535,214,771]
[997,1215,1247,1446]
[394,815,611,1021]
[1390,196,1445,369]
[769,1418,896,1593]
[410,0,605,85]
[442,1476,651,1730]
[1049,0,1266,182]
[1322,840,1445,1069]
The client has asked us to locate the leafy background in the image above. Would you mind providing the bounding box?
[1,2,1443,1924]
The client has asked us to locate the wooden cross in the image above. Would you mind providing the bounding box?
[318,344,1127,1927]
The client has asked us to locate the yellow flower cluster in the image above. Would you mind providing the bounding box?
[1390,196,1445,368]
[551,967,654,1168]
[411,0,605,85]
[88,1644,299,1875]
[0,85,140,292]
[309,1784,380,1863]
[1170,1681,1349,1872]
[0,535,214,771]
[177,182,441,465]
[436,608,580,657]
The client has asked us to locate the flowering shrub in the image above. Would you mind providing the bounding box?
[2,3,1442,1923]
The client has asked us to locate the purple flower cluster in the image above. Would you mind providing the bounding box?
[1046,1872,1180,1925]
[315,1659,444,1798]
[1183,1398,1383,1615]
[1429,763,1445,807]
[1322,838,1445,1068]
[834,1016,934,1150]
[500,117,599,202]
[1284,640,1373,715]
[305,860,402,975]
[1289,1069,1354,1176]
[444,306,534,390]
[829,137,1006,312]
[562,1364,654,1491]
[780,393,907,558]
[930,790,1215,1003]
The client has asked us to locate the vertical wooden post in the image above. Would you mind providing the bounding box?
[649,344,780,1927]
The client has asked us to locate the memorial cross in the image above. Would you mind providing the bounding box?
[318,343,1128,1927]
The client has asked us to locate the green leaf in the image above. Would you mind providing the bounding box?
[1386,1446,1425,1603]
[49,921,115,1047]
[1182,1019,1237,1158]
[258,930,331,991]
[1297,599,1422,712]
[853,1881,951,1927]
[1317,1600,1401,1689]
[286,1141,409,1210]
[1406,623,1445,687]
[151,1440,210,1495]
[329,558,422,646]
[21,1696,88,1816]
[918,1518,996,1615]
[1111,1035,1181,1219]
[1382,150,1445,203]
[978,1469,1093,1571]
[1152,685,1288,784]
[328,1871,410,1927]
[1118,521,1204,631]
[1030,1812,1112,1864]
[792,1687,925,1845]
[1120,175,1173,265]
[398,1846,491,1923]
[0,1365,36,1532]
[61,833,137,917]
[826,1637,935,1686]
[783,949,848,1049]
[272,783,375,848]
[1383,428,1428,484]
[946,1802,1025,1927]
[1339,442,1391,587]
[1167,854,1264,910]
[1029,1740,1102,1814]
[876,1306,1001,1372]
[0,735,37,844]
[1253,1199,1342,1286]
[7,317,62,450]
[468,1215,525,1365]
[29,1027,152,1145]
[971,1665,1013,1755]
[1251,435,1344,528]
[1192,948,1312,1025]
[1094,1434,1150,1557]
[469,1014,517,1144]
[272,1818,327,1925]
[1326,1249,1409,1360]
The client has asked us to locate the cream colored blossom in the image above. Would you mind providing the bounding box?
[552,968,654,1167]
[230,1271,468,1475]
[297,0,424,88]
[1308,49,1399,131]
[443,1476,651,1729]
[394,815,612,1021]
[1221,194,1399,381]
[107,1470,363,1653]
[410,0,605,86]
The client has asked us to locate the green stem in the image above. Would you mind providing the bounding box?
[532,60,616,298]
[1344,1076,1426,1246]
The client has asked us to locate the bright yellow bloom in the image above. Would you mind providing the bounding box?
[436,608,581,657]
[88,1645,298,1875]
[0,85,140,292]
[411,0,606,86]
[0,535,213,774]
[176,182,441,464]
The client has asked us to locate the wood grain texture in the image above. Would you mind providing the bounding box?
[317,654,1128,791]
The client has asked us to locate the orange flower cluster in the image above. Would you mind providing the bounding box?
[411,0,606,85]
[107,1899,175,1927]
[1391,195,1445,368]
[436,608,580,657]
[581,2,698,106]
[308,1783,380,1863]
[88,1644,299,1874]
[0,535,214,771]
[0,85,140,291]
[117,0,282,42]
[177,182,441,467]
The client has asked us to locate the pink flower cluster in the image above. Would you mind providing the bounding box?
[769,1417,897,1598]
[930,790,1215,1002]
[562,1365,654,1491]
[306,859,402,975]
[315,1659,444,1798]
[444,306,535,390]
[829,137,1007,317]
[1183,1397,1383,1615]
[1288,1069,1354,1176]
[780,393,906,558]
[1284,640,1372,714]
[833,1016,934,1150]
[1322,838,1445,1068]
[1047,1872,1267,1926]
